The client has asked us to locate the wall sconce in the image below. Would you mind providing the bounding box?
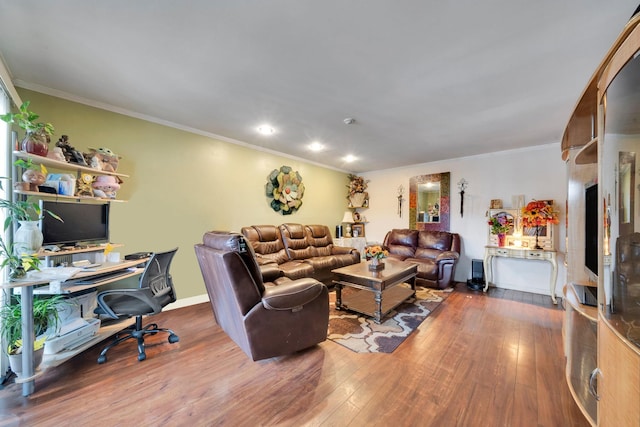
[457,178,468,217]
[397,184,404,218]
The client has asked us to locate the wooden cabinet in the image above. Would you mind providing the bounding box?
[598,321,640,426]
[562,11,640,427]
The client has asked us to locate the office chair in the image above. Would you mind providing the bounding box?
[94,248,180,363]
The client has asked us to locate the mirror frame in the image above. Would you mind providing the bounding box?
[409,172,450,231]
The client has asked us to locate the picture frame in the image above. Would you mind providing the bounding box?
[351,223,365,238]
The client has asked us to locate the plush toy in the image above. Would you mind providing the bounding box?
[86,147,121,173]
[46,147,66,162]
[92,175,120,199]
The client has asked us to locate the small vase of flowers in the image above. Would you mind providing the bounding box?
[488,214,512,247]
[365,245,389,271]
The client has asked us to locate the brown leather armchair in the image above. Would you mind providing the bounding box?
[194,231,329,361]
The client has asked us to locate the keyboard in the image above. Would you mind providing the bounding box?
[69,269,134,285]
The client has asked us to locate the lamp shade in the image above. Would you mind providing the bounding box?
[341,211,354,223]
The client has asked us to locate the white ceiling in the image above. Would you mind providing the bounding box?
[0,1,638,173]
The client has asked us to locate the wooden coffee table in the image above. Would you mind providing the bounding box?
[332,258,418,323]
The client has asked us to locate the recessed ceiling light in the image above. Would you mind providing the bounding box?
[257,124,275,135]
[344,154,357,163]
[309,141,324,152]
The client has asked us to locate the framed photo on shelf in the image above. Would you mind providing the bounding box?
[352,223,365,238]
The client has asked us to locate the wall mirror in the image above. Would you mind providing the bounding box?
[409,172,450,231]
[619,151,635,236]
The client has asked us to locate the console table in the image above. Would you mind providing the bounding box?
[334,237,367,259]
[483,246,558,304]
[1,256,147,396]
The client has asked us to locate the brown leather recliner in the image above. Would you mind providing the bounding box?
[241,224,314,282]
[280,223,361,285]
[194,231,329,361]
[383,229,460,289]
[242,224,360,286]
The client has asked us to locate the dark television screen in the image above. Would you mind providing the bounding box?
[40,201,110,246]
[584,183,598,277]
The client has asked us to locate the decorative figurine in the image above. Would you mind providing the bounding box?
[56,135,87,165]
[21,169,46,192]
[76,173,95,197]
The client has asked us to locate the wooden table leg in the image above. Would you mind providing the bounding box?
[374,291,382,323]
[335,282,343,310]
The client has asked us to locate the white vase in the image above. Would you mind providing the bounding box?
[9,347,44,376]
[349,192,367,208]
[14,220,43,255]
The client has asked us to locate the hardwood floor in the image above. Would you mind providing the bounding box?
[0,283,588,427]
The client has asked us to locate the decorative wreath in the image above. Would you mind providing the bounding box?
[265,166,305,214]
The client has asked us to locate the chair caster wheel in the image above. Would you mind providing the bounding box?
[168,334,179,344]
[97,355,107,364]
[138,352,146,361]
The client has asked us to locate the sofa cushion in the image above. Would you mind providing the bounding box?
[305,224,334,257]
[279,261,315,280]
[386,229,418,258]
[406,257,438,280]
[418,231,453,252]
[241,225,290,264]
[280,223,315,260]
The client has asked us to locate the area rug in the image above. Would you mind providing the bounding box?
[327,285,452,354]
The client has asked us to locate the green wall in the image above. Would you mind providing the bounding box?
[17,89,350,300]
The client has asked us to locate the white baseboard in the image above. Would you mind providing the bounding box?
[165,294,210,311]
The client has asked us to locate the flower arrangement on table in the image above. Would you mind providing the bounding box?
[521,200,559,249]
[364,245,389,271]
[487,215,512,235]
[365,245,389,260]
[521,200,559,228]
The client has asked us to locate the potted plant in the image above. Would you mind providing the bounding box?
[0,181,62,279]
[0,101,54,157]
[0,176,62,257]
[0,294,64,374]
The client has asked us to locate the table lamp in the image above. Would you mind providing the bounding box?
[341,211,354,237]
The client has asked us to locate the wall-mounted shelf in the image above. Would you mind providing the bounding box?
[13,150,128,202]
[13,151,129,178]
[575,138,598,165]
[13,189,125,203]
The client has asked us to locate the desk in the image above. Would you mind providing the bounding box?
[334,237,367,258]
[0,257,146,396]
[483,246,558,304]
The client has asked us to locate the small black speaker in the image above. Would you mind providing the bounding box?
[472,259,484,282]
[335,225,343,238]
[467,259,485,290]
